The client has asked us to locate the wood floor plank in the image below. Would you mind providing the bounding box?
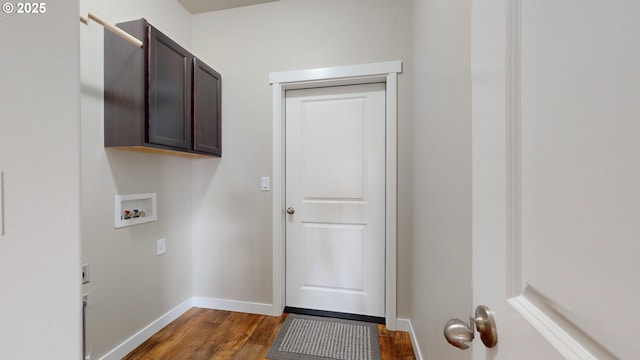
[206,312,264,358]
[246,314,284,346]
[256,313,288,359]
[123,308,415,359]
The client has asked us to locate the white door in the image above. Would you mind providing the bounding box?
[285,83,386,318]
[470,1,638,359]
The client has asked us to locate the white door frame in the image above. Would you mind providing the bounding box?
[269,61,402,329]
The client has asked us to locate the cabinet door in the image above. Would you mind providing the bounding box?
[193,58,222,156]
[147,26,192,150]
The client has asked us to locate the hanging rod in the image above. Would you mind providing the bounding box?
[79,12,143,48]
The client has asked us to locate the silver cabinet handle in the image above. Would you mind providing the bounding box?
[444,305,497,349]
[286,207,295,215]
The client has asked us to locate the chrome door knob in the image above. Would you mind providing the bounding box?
[444,305,497,349]
[444,318,474,350]
[286,207,295,215]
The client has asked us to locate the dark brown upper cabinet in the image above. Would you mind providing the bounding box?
[193,59,221,155]
[104,19,222,158]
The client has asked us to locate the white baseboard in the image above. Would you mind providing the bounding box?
[97,298,193,360]
[193,296,276,316]
[396,318,424,360]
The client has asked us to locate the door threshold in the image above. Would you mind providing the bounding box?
[284,306,385,325]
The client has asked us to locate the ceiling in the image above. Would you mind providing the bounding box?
[178,0,279,14]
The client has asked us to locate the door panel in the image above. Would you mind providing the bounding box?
[193,58,222,155]
[148,26,192,150]
[285,83,385,318]
[472,1,637,359]
[302,223,366,291]
[301,98,365,200]
[519,2,639,356]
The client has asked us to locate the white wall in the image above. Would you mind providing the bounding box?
[410,0,473,359]
[0,2,82,359]
[79,0,195,358]
[190,0,414,313]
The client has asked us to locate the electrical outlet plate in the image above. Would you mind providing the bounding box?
[261,176,270,191]
[82,263,90,284]
[157,238,166,255]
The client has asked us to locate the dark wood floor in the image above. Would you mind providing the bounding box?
[123,307,416,359]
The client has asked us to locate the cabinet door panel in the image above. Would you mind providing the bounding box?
[148,26,192,150]
[193,59,222,156]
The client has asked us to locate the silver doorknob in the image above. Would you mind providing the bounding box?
[286,207,295,215]
[444,318,474,350]
[444,305,497,349]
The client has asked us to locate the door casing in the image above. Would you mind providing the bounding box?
[269,61,402,329]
